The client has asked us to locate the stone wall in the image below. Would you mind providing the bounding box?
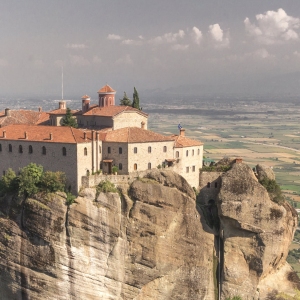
[113,112,148,130]
[199,171,223,204]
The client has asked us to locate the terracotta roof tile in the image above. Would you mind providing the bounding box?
[103,127,173,143]
[82,105,148,117]
[81,95,90,99]
[98,84,116,93]
[0,125,92,144]
[49,109,78,115]
[0,110,50,127]
[170,135,203,148]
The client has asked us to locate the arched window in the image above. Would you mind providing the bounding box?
[8,144,12,152]
[192,149,194,156]
[148,163,151,169]
[86,170,90,176]
[19,145,23,153]
[186,167,189,173]
[215,182,218,188]
[134,163,137,170]
[186,150,188,156]
[119,147,122,154]
[119,163,123,170]
[0,144,2,152]
[163,146,167,152]
[29,145,33,154]
[148,146,151,153]
[207,182,211,188]
[198,148,200,155]
[84,147,87,156]
[176,151,179,158]
[108,147,111,154]
[99,146,101,153]
[42,146,46,155]
[134,147,137,154]
[62,147,67,156]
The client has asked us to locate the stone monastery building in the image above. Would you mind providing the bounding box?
[0,85,203,193]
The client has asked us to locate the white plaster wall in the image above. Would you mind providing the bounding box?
[113,112,148,130]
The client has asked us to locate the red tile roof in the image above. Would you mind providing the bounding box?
[98,84,116,93]
[0,125,92,144]
[49,109,78,115]
[103,127,174,143]
[0,110,50,127]
[81,95,90,99]
[170,135,203,147]
[82,105,148,117]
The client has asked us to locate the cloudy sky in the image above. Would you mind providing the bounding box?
[1,0,300,99]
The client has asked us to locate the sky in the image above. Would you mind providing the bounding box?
[1,0,300,99]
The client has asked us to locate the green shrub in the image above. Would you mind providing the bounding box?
[202,165,231,172]
[96,180,117,195]
[259,178,285,205]
[112,166,118,174]
[40,171,66,193]
[0,168,19,194]
[66,193,76,206]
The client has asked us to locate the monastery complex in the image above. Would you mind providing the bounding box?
[0,85,203,193]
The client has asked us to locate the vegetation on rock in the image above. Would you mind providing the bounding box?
[96,180,117,195]
[202,165,231,172]
[259,178,285,205]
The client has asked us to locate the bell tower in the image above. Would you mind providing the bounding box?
[97,84,116,107]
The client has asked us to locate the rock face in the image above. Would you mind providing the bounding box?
[0,170,216,300]
[256,164,276,181]
[218,162,298,299]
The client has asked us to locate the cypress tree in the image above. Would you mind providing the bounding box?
[120,92,132,106]
[132,87,140,110]
[62,108,78,128]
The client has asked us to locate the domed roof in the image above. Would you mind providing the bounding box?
[97,84,116,93]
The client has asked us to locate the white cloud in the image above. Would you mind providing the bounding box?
[191,26,203,45]
[66,43,88,49]
[69,55,90,66]
[121,39,143,46]
[244,8,300,44]
[115,54,133,65]
[254,48,274,59]
[208,24,229,47]
[149,30,185,44]
[107,34,122,40]
[93,55,102,64]
[171,44,189,51]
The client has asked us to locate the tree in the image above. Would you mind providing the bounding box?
[132,87,140,110]
[0,168,19,194]
[120,92,132,106]
[18,163,44,197]
[61,108,78,128]
[40,171,66,193]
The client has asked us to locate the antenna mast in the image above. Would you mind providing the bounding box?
[61,66,64,100]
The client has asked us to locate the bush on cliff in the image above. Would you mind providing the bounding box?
[0,168,19,194]
[259,178,285,205]
[96,180,117,194]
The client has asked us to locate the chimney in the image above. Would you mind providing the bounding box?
[3,130,6,138]
[96,131,99,140]
[5,108,10,117]
[180,128,185,136]
[50,133,53,140]
[38,107,42,112]
[24,132,28,139]
[83,132,87,140]
[141,121,145,129]
[235,158,243,164]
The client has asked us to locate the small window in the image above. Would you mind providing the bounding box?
[192,149,194,156]
[134,163,137,170]
[176,151,179,158]
[207,182,211,188]
[134,147,137,154]
[84,147,87,156]
[215,182,218,188]
[119,163,123,170]
[19,145,23,153]
[163,146,167,152]
[29,145,33,154]
[42,146,46,155]
[99,146,101,153]
[148,163,151,169]
[186,167,189,173]
[198,148,200,155]
[148,146,151,153]
[62,147,67,156]
[86,170,90,176]
[9,144,12,152]
[119,147,122,154]
[192,166,195,172]
[186,150,188,157]
[108,147,111,154]
[0,144,2,152]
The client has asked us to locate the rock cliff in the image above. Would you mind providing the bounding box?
[0,166,297,299]
[0,170,216,300]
